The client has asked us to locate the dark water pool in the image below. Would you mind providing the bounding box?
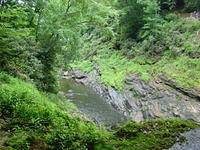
[60,78,126,126]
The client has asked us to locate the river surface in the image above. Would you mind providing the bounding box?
[60,78,127,126]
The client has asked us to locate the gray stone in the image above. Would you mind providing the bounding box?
[67,70,200,123]
[169,128,200,150]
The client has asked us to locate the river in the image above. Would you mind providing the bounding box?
[60,78,127,126]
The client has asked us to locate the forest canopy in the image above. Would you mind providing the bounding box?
[0,0,200,150]
[0,0,118,92]
[0,0,199,92]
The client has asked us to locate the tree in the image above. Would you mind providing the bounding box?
[36,0,115,92]
[184,0,200,12]
[118,0,145,39]
[118,0,165,40]
[0,0,118,93]
[0,1,32,76]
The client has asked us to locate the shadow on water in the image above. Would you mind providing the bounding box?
[60,78,127,126]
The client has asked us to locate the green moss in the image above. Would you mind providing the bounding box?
[110,119,199,150]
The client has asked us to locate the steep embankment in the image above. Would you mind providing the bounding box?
[68,18,200,123]
[65,69,200,123]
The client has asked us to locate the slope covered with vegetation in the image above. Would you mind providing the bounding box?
[0,0,200,149]
[1,0,199,91]
[71,0,200,91]
[0,73,199,150]
[72,18,200,91]
[0,73,109,149]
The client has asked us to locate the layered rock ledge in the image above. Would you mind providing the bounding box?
[62,70,200,123]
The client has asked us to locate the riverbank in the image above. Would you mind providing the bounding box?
[1,1,200,149]
[1,72,200,150]
[59,78,127,127]
[67,17,200,123]
[63,69,200,123]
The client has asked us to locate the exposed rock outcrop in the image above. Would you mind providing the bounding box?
[63,70,200,123]
[169,128,200,150]
[159,75,200,101]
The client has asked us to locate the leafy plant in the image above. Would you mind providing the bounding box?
[0,73,108,150]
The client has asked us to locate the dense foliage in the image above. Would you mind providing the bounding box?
[0,73,109,149]
[0,73,199,150]
[72,17,200,91]
[0,0,117,93]
[0,0,200,149]
[1,0,199,91]
[184,0,200,11]
[71,0,200,91]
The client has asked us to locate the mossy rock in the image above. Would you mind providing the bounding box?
[110,119,199,150]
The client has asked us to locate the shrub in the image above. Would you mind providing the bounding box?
[94,51,151,90]
[0,73,108,150]
[70,60,94,73]
[153,56,200,88]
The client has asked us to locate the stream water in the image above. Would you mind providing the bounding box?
[60,78,127,126]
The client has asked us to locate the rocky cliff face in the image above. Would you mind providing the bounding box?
[63,70,200,123]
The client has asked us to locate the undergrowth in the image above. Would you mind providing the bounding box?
[70,18,200,91]
[0,73,199,150]
[153,56,200,89]
[0,72,108,150]
[70,51,151,91]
